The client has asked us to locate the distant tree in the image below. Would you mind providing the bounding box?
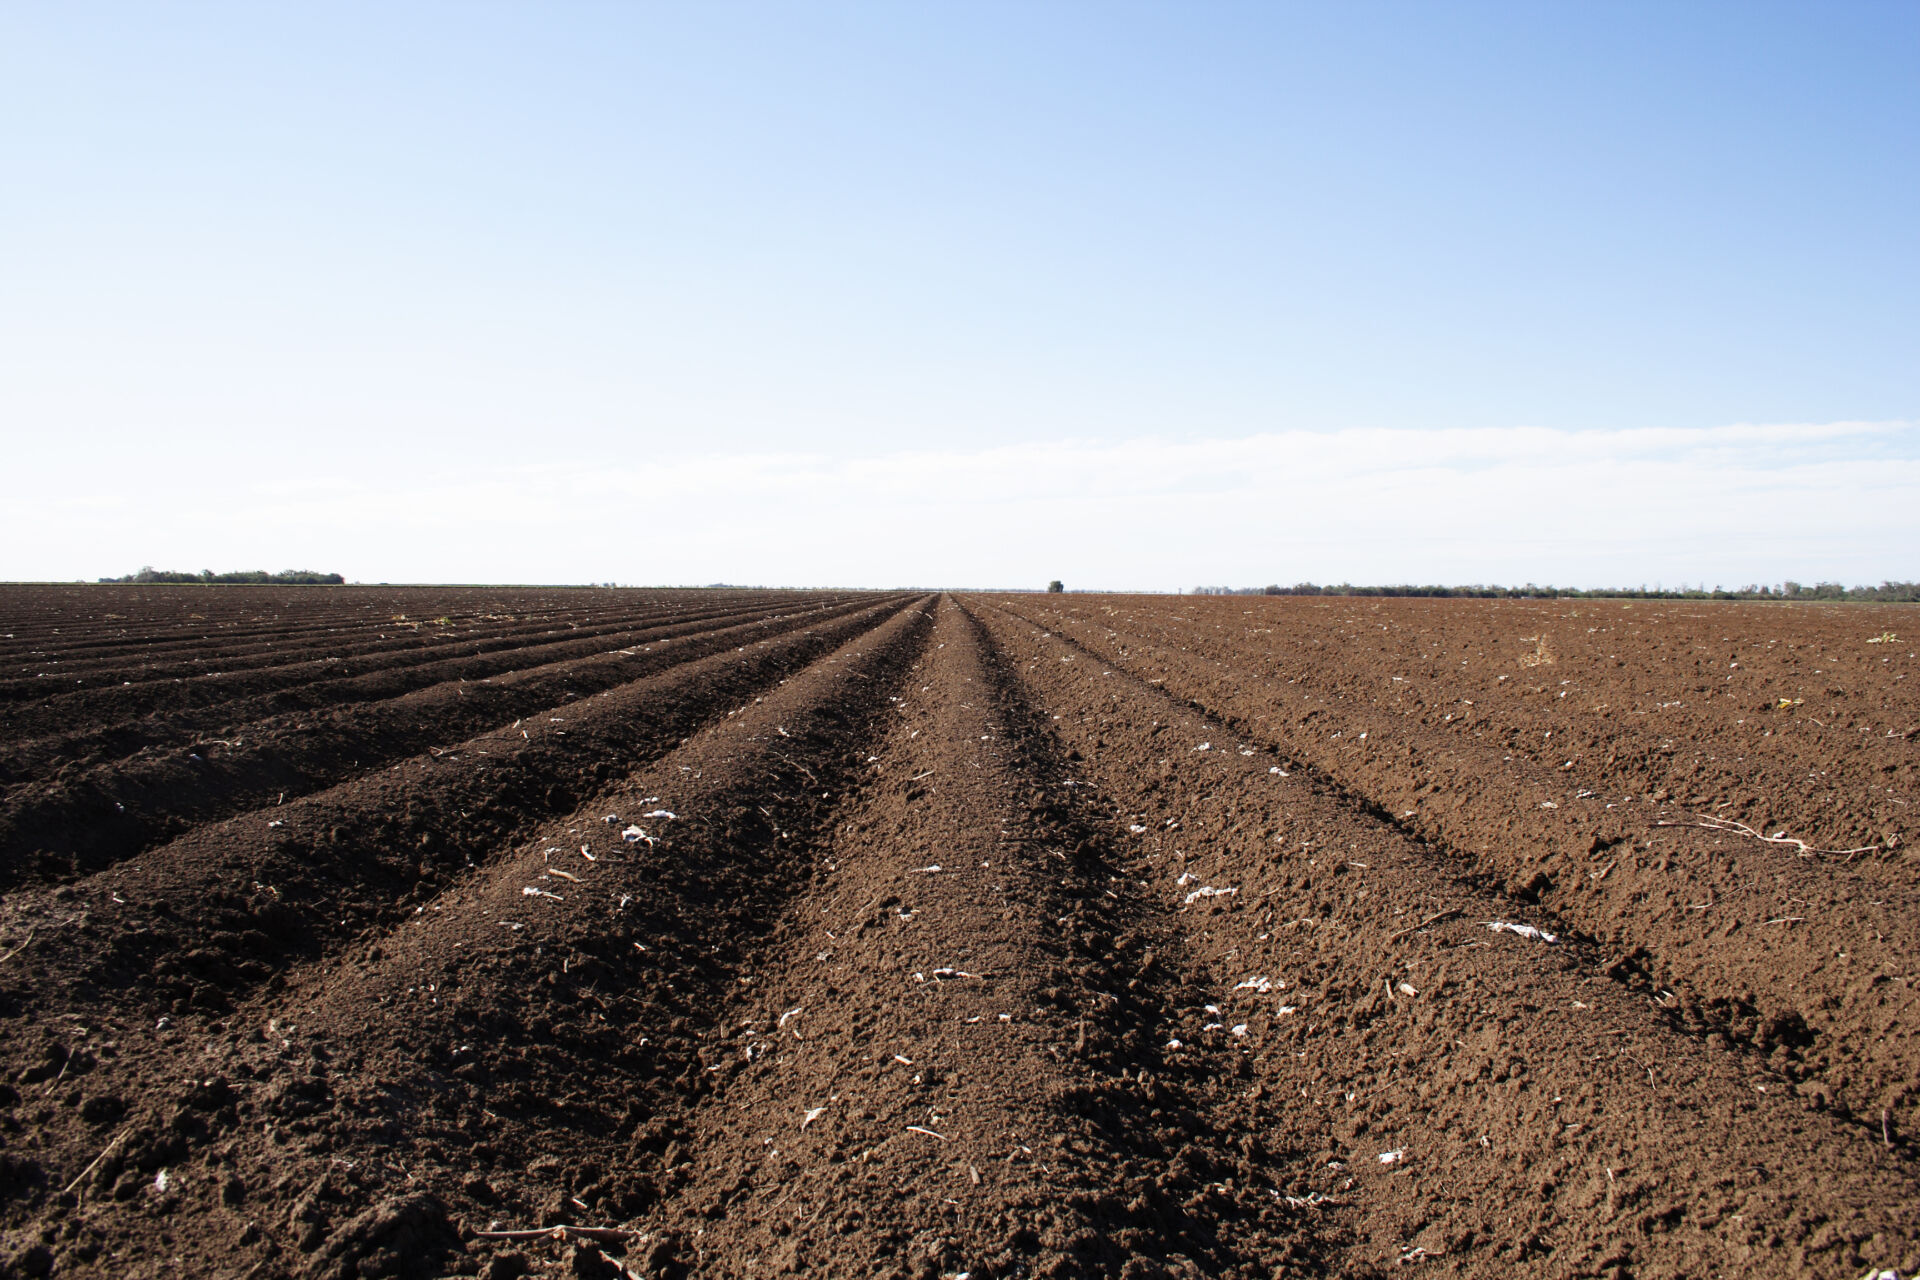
[1047,580,1064,593]
[101,567,345,585]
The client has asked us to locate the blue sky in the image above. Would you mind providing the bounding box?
[3,3,1915,587]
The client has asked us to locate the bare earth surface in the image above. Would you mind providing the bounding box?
[0,585,1914,1279]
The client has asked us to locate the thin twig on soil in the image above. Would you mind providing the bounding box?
[1654,815,1879,860]
[1387,909,1460,942]
[475,1225,643,1244]
[64,1129,130,1196]
[0,928,36,965]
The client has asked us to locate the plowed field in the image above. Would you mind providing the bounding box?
[1,586,1914,1279]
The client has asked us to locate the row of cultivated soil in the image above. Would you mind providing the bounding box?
[990,595,1919,1145]
[0,586,1914,1278]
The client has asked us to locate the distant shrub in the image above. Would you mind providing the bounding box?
[1047,580,1065,593]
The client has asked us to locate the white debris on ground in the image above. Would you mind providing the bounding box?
[1484,921,1558,944]
[1184,885,1237,905]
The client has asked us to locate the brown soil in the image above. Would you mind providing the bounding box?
[0,586,1913,1279]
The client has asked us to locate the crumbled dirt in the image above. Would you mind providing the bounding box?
[0,586,1914,1278]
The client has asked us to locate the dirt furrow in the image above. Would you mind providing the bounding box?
[619,597,1327,1279]
[992,595,1920,1143]
[1026,596,1914,851]
[0,605,643,684]
[0,598,937,1278]
[0,596,835,739]
[0,596,914,1042]
[0,597,893,887]
[0,602,641,699]
[0,593,704,676]
[0,598,831,783]
[967,596,1920,1279]
[0,586,720,670]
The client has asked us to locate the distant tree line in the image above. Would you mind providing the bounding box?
[1189,581,1920,602]
[100,567,346,585]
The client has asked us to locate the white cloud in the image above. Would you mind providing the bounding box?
[9,421,1916,590]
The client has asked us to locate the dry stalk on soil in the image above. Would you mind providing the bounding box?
[474,1225,643,1244]
[1656,813,1881,860]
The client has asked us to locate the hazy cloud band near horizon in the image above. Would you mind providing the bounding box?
[11,420,1915,592]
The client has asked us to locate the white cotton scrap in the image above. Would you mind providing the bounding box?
[1177,872,1197,885]
[621,825,653,845]
[1184,885,1237,905]
[1234,975,1274,993]
[1485,921,1558,944]
[523,886,563,900]
[644,809,677,819]
[1194,742,1211,751]
[802,1106,826,1128]
[1165,1038,1183,1049]
[1231,1024,1249,1037]
[1129,825,1147,834]
[1378,1149,1405,1165]
[778,1006,802,1029]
